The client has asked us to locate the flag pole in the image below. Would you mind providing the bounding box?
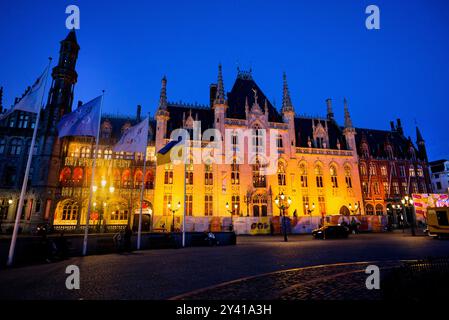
[182,161,186,247]
[82,90,104,256]
[137,117,149,250]
[7,57,52,266]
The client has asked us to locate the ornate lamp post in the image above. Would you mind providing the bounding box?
[168,201,181,232]
[274,192,292,242]
[92,178,115,233]
[305,203,315,231]
[401,195,416,236]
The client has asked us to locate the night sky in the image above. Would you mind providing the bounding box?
[1,0,448,160]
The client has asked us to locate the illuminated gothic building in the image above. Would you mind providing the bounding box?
[0,30,432,232]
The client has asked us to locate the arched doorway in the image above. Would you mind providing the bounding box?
[340,205,350,216]
[252,194,268,217]
[132,200,153,232]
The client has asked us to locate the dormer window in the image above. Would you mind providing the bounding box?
[361,143,369,158]
[385,145,393,159]
[101,120,112,139]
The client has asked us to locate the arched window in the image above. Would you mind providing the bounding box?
[122,169,131,188]
[315,164,323,188]
[0,138,6,154]
[330,165,338,188]
[344,165,352,188]
[252,157,266,188]
[9,138,22,155]
[361,143,369,158]
[101,120,112,139]
[340,206,350,216]
[375,204,384,215]
[409,165,416,177]
[61,201,78,221]
[251,124,264,154]
[80,147,90,158]
[277,161,286,186]
[360,163,367,176]
[417,165,424,177]
[204,194,213,216]
[134,170,143,188]
[231,159,240,185]
[366,204,374,215]
[252,194,268,217]
[299,163,308,188]
[369,163,377,176]
[59,167,71,183]
[276,134,284,152]
[232,195,240,215]
[72,167,83,184]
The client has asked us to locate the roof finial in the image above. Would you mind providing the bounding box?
[282,72,294,114]
[326,98,334,120]
[214,63,226,105]
[344,98,353,128]
[158,75,168,110]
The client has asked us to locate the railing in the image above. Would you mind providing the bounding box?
[296,147,353,157]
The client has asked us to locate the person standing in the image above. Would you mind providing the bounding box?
[124,226,133,252]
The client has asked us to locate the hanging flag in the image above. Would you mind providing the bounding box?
[113,117,149,153]
[0,66,49,120]
[156,137,184,166]
[57,95,102,138]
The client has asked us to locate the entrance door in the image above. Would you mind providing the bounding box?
[133,214,151,232]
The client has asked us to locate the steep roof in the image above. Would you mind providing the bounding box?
[294,117,348,149]
[227,72,283,122]
[355,127,420,160]
[166,103,214,137]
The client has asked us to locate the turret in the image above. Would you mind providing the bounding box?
[326,98,334,120]
[212,64,227,138]
[156,76,170,151]
[343,98,357,151]
[281,72,296,151]
[416,126,428,162]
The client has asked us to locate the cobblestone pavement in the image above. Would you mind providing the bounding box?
[0,232,448,300]
[173,261,401,300]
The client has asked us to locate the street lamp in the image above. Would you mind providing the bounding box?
[401,195,416,236]
[348,203,359,214]
[168,201,181,232]
[8,199,13,205]
[274,192,292,242]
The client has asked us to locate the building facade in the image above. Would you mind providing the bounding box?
[0,30,433,233]
[429,159,449,194]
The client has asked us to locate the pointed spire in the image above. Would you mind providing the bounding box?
[0,86,3,113]
[158,76,168,110]
[264,99,268,114]
[214,63,226,105]
[344,98,353,128]
[282,72,294,113]
[245,96,249,116]
[326,98,334,120]
[416,126,424,143]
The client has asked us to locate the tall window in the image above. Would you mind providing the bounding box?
[375,204,384,215]
[373,182,380,194]
[9,138,22,155]
[186,194,193,216]
[276,134,284,153]
[366,204,374,215]
[302,196,310,216]
[122,169,131,188]
[401,182,407,194]
[104,149,113,159]
[380,166,388,176]
[391,164,397,177]
[164,164,173,185]
[0,138,5,154]
[386,145,394,159]
[204,195,213,216]
[344,165,352,188]
[252,158,266,188]
[393,182,400,195]
[231,159,240,185]
[362,182,369,194]
[252,125,264,154]
[134,170,143,188]
[18,114,29,128]
[299,163,308,188]
[80,147,90,158]
[383,182,390,195]
[163,194,172,216]
[315,165,323,188]
[417,165,424,177]
[330,165,338,188]
[231,132,238,149]
[360,164,367,176]
[399,166,406,177]
[278,162,286,186]
[318,196,326,216]
[186,159,194,185]
[361,143,369,158]
[61,201,78,221]
[205,164,213,185]
[409,165,416,177]
[232,195,240,215]
[369,163,377,176]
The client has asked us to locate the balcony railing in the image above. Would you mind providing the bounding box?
[296,147,353,157]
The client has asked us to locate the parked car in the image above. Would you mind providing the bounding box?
[312,225,350,239]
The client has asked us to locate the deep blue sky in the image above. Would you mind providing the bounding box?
[1,0,448,160]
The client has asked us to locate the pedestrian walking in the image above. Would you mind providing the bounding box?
[124,226,133,252]
[113,231,124,253]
